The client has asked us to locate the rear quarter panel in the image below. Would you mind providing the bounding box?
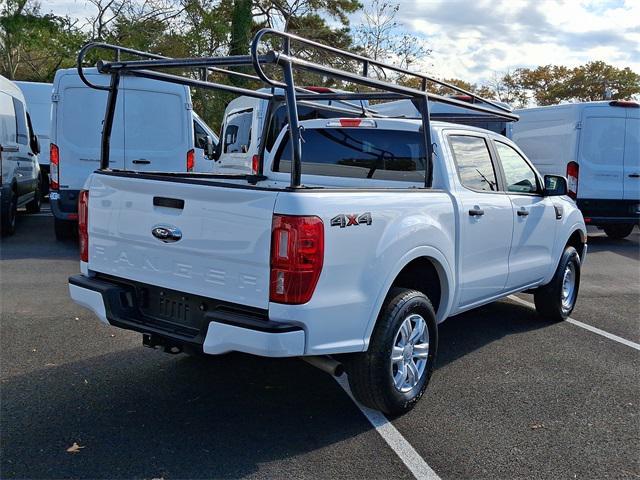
[269,190,456,354]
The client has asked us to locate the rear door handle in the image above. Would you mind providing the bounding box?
[468,207,485,217]
[132,159,151,165]
[517,208,529,217]
[629,173,640,178]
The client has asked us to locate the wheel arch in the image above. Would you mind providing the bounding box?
[363,247,454,349]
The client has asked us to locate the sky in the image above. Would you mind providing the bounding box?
[46,0,640,84]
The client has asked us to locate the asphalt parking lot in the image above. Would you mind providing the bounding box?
[1,206,639,480]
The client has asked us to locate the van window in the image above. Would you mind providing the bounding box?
[448,135,498,191]
[495,141,538,193]
[194,119,208,149]
[124,90,183,150]
[12,98,28,145]
[224,109,252,153]
[0,92,17,144]
[273,128,426,182]
[581,116,625,166]
[62,87,121,148]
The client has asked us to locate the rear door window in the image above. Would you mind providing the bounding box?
[448,135,498,191]
[273,128,426,182]
[12,98,28,145]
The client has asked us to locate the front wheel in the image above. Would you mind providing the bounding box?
[1,189,18,236]
[534,246,581,322]
[345,288,438,416]
[603,223,634,239]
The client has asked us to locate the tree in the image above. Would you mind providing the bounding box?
[0,0,86,81]
[353,0,430,80]
[515,62,640,105]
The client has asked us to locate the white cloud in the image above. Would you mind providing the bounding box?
[371,0,640,83]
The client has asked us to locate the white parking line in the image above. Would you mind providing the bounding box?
[507,295,640,352]
[335,375,442,480]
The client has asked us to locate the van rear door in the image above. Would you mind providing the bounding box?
[121,76,191,172]
[577,106,625,199]
[623,112,639,200]
[55,71,125,190]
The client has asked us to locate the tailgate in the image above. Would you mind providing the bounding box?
[87,174,278,309]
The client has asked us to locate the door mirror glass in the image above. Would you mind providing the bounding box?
[205,135,215,159]
[544,175,568,196]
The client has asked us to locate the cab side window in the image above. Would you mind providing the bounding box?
[448,135,498,192]
[193,120,208,149]
[495,141,539,194]
[12,98,29,145]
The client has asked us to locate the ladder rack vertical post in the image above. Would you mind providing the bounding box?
[282,60,302,188]
[100,73,121,170]
[414,95,433,187]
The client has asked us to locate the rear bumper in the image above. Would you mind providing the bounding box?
[68,274,305,357]
[50,189,80,221]
[577,199,640,226]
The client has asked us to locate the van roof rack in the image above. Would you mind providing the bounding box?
[78,28,518,188]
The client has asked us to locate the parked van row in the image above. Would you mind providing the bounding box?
[3,66,638,241]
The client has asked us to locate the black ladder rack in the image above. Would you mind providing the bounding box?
[77,28,519,189]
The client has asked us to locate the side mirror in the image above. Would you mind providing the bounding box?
[205,135,215,159]
[544,174,568,196]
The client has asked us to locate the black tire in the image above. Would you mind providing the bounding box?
[25,179,41,213]
[345,288,438,416]
[54,217,77,241]
[534,246,581,322]
[603,224,634,240]
[39,173,49,200]
[1,188,18,237]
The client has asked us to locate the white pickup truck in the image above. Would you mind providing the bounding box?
[69,31,587,415]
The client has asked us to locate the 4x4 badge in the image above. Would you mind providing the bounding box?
[330,212,372,228]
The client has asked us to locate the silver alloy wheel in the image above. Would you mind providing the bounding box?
[391,314,429,393]
[561,262,576,311]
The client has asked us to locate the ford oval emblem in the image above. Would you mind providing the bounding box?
[151,224,182,243]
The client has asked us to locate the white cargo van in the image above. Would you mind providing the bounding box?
[0,75,42,235]
[513,101,639,238]
[50,68,218,239]
[15,81,52,197]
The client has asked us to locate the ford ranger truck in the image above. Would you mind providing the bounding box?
[69,117,586,415]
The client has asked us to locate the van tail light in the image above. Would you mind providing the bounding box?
[251,154,260,174]
[566,161,579,200]
[50,143,60,190]
[78,190,89,262]
[270,215,324,304]
[186,149,195,172]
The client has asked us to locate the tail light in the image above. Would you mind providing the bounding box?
[270,215,324,304]
[566,161,579,199]
[78,190,89,262]
[50,143,59,190]
[326,118,376,128]
[186,149,195,172]
[251,154,260,174]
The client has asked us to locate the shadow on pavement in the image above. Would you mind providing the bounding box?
[0,349,375,479]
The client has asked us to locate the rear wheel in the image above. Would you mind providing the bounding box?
[534,246,581,322]
[345,288,438,416]
[1,188,18,236]
[54,217,76,241]
[603,223,634,239]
